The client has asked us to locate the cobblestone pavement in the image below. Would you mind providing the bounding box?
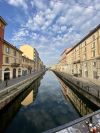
[0,71,40,90]
[56,112,100,133]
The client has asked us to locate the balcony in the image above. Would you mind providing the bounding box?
[11,63,20,67]
[96,55,100,60]
[73,60,80,64]
[28,66,32,70]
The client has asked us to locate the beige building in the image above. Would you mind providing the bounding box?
[0,16,45,81]
[22,56,35,75]
[57,24,100,80]
[0,16,23,80]
[2,40,23,80]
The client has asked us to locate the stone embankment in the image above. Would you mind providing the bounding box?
[53,70,100,108]
[0,71,45,110]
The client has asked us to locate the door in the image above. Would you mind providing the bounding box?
[4,72,10,80]
[13,68,16,78]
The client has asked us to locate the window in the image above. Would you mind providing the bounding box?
[83,53,87,60]
[93,62,96,67]
[84,63,87,67]
[91,42,95,48]
[14,50,16,56]
[93,34,95,40]
[92,50,95,57]
[84,47,86,52]
[14,59,16,63]
[6,47,10,54]
[85,41,86,46]
[5,57,9,63]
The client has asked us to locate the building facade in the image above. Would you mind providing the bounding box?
[20,45,43,72]
[0,16,7,80]
[2,40,23,80]
[0,16,45,81]
[22,56,35,75]
[56,25,100,80]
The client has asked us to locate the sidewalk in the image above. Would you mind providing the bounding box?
[56,71,100,99]
[0,71,41,91]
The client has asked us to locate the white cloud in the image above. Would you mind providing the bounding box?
[7,0,100,66]
[33,0,47,10]
[6,0,28,9]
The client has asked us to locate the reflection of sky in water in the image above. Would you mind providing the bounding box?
[5,71,80,133]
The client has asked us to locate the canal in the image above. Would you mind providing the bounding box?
[0,71,98,133]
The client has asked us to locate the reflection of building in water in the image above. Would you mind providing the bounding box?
[21,90,33,106]
[59,79,95,116]
[21,79,40,106]
[0,76,42,133]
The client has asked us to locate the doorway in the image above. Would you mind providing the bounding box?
[13,68,16,78]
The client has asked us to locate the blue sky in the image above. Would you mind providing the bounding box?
[0,0,100,66]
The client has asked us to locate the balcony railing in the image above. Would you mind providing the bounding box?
[73,60,80,64]
[11,63,20,67]
[28,66,32,70]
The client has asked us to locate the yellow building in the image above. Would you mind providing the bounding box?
[20,44,36,60]
[58,24,100,80]
[20,45,41,72]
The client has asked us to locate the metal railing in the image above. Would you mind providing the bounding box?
[56,71,100,99]
[43,109,100,133]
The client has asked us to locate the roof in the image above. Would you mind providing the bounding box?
[66,24,100,55]
[22,55,35,62]
[4,40,23,53]
[61,48,72,56]
[0,16,7,25]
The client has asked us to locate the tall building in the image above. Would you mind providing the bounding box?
[0,16,7,80]
[20,45,41,72]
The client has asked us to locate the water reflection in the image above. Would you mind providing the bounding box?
[4,71,80,133]
[0,76,42,133]
[21,90,34,106]
[58,78,99,116]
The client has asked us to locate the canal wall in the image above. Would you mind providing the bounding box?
[0,78,41,133]
[53,71,100,108]
[0,71,45,110]
[59,78,94,116]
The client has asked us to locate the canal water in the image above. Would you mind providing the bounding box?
[0,71,96,133]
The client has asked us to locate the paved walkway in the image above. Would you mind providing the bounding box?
[0,71,41,91]
[59,72,100,99]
